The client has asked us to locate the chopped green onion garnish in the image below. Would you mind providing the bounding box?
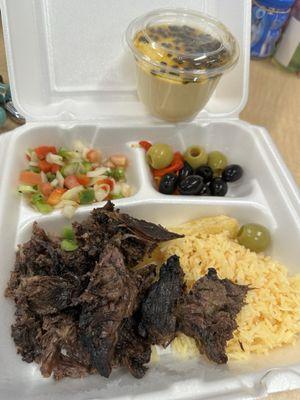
[61,239,78,252]
[62,226,75,241]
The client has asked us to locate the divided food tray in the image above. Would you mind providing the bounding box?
[0,119,300,400]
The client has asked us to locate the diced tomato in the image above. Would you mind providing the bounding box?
[76,174,90,186]
[40,183,53,197]
[110,154,127,167]
[19,171,42,185]
[35,146,57,160]
[64,175,80,189]
[47,188,66,205]
[96,178,114,191]
[87,149,101,163]
[38,159,52,173]
[139,140,152,151]
[51,164,60,173]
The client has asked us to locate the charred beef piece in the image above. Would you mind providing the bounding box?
[14,275,79,315]
[11,307,42,363]
[114,317,152,379]
[79,245,139,378]
[88,201,183,266]
[113,264,157,378]
[134,263,157,301]
[177,268,249,364]
[138,255,185,347]
[52,354,90,380]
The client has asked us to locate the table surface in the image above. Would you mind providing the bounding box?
[0,19,300,400]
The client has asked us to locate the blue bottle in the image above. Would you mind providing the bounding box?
[251,0,295,58]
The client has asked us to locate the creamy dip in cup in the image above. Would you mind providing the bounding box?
[126,9,239,122]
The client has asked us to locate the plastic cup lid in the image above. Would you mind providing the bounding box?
[126,8,239,80]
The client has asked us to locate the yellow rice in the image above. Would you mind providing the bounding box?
[153,216,300,361]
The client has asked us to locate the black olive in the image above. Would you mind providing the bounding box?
[222,164,243,182]
[209,178,228,196]
[178,175,204,195]
[159,173,178,195]
[194,165,213,183]
[178,161,194,182]
[198,184,211,196]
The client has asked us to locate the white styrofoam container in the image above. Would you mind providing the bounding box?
[0,1,300,400]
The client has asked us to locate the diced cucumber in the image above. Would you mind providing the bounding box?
[31,192,44,204]
[18,185,37,194]
[110,193,124,199]
[46,172,56,182]
[79,189,95,204]
[61,239,78,252]
[61,163,79,177]
[79,161,93,174]
[58,147,72,159]
[35,201,53,214]
[114,167,126,181]
[29,166,41,173]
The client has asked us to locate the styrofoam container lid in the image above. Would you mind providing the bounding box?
[1,0,251,122]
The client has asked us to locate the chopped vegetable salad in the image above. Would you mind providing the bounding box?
[18,141,132,217]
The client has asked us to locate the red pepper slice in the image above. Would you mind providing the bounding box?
[139,140,152,151]
[152,152,184,177]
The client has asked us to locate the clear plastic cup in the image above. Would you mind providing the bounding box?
[126,9,239,122]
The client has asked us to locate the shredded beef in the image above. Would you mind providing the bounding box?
[138,255,185,347]
[6,202,249,381]
[177,268,249,364]
[79,244,139,378]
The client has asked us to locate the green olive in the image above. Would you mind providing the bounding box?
[237,223,271,253]
[183,146,208,170]
[146,143,174,169]
[207,151,228,171]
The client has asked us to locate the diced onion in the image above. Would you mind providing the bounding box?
[28,161,39,167]
[62,205,76,219]
[46,153,64,166]
[61,185,84,201]
[50,179,58,187]
[87,167,110,178]
[40,171,48,183]
[121,183,132,197]
[54,200,78,209]
[95,188,109,202]
[94,183,110,193]
[56,171,65,188]
[112,182,121,195]
[103,160,115,168]
[73,140,85,153]
[30,151,38,162]
[82,147,91,160]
